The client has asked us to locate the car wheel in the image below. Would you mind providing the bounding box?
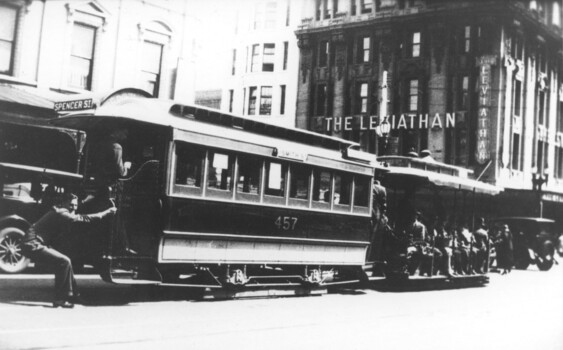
[537,257,554,271]
[0,227,30,274]
[537,241,555,271]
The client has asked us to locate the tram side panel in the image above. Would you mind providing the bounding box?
[161,197,371,267]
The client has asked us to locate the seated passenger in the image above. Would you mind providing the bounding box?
[434,219,454,277]
[454,223,476,275]
[421,222,443,276]
[452,225,467,275]
[406,211,428,276]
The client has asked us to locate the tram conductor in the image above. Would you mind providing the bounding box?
[21,193,117,308]
[369,178,388,263]
[91,127,131,197]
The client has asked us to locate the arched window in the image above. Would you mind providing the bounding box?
[138,20,173,97]
[65,1,109,91]
[0,4,19,75]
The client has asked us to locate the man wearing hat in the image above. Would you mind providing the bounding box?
[419,149,436,162]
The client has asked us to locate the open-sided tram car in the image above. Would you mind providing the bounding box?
[372,156,503,288]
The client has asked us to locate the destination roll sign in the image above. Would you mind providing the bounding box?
[53,98,94,112]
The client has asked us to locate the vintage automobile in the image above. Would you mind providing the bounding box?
[0,162,83,273]
[0,121,85,273]
[493,217,558,271]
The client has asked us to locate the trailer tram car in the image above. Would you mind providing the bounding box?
[373,156,503,289]
[51,97,380,295]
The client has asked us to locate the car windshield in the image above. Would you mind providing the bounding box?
[2,182,33,201]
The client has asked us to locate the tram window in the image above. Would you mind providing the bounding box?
[236,154,261,196]
[289,163,310,208]
[334,172,352,208]
[353,175,370,211]
[289,163,310,200]
[312,169,330,201]
[312,168,331,210]
[265,161,287,198]
[175,143,204,188]
[207,151,234,191]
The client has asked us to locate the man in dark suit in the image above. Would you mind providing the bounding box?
[21,193,116,308]
[369,179,388,266]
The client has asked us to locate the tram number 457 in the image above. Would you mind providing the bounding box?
[275,216,298,230]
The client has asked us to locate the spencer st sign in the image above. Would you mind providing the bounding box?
[53,98,94,112]
[324,113,457,132]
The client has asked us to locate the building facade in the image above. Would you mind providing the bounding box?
[0,0,196,102]
[220,0,303,128]
[295,0,563,219]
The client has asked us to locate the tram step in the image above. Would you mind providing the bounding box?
[105,257,162,284]
[201,287,328,300]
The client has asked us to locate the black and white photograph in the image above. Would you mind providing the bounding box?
[0,0,562,349]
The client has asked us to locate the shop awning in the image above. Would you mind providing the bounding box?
[0,84,65,122]
[0,84,63,109]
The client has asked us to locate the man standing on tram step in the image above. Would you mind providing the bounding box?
[21,193,117,308]
[91,127,131,198]
[369,178,388,265]
[86,127,134,255]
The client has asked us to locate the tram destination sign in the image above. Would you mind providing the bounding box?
[53,98,94,112]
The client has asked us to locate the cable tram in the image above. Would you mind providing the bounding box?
[51,96,381,296]
[370,155,503,289]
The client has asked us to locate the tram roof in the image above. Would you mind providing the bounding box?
[52,98,358,151]
[379,157,502,195]
[51,98,382,171]
[493,217,556,224]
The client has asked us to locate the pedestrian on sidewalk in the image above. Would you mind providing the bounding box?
[495,224,514,275]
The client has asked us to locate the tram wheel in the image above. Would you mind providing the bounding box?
[0,227,30,274]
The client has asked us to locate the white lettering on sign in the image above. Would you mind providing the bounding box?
[53,99,94,112]
[325,113,458,132]
[419,114,429,129]
[475,55,496,164]
[277,148,307,161]
[431,114,443,129]
[397,115,407,129]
